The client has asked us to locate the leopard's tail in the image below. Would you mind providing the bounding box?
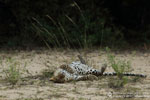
[103,72,146,78]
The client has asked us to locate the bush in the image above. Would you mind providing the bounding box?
[106,47,131,88]
[1,0,149,47]
[31,1,126,48]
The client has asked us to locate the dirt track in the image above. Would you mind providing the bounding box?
[0,49,150,100]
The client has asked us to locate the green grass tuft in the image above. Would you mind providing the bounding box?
[106,47,131,88]
[2,58,21,85]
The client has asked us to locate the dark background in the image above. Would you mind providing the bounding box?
[0,0,150,48]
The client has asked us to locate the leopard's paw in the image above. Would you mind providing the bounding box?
[87,75,98,81]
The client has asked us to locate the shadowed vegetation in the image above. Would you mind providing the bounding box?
[0,0,150,48]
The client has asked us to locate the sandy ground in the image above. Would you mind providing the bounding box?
[0,48,150,100]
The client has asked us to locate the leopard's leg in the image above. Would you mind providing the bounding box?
[86,64,107,76]
[75,74,98,81]
[100,64,107,74]
[78,55,86,64]
[59,64,74,74]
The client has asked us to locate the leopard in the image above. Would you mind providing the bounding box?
[50,61,146,83]
[50,61,107,83]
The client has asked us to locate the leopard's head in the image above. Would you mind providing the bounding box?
[50,71,66,83]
